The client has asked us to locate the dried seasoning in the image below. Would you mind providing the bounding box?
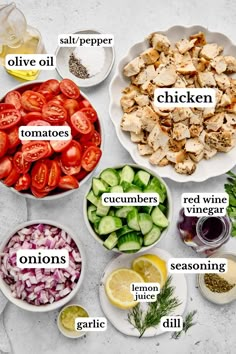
[204,273,235,293]
[68,53,89,79]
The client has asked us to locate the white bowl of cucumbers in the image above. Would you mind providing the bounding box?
[84,164,172,253]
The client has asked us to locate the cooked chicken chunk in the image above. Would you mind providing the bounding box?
[172,123,190,140]
[198,71,216,87]
[200,43,222,60]
[120,109,142,134]
[140,48,159,64]
[149,148,167,164]
[204,113,224,131]
[132,65,156,85]
[225,56,236,72]
[210,56,227,74]
[147,123,169,151]
[175,158,196,175]
[138,144,154,155]
[150,33,171,54]
[166,150,186,163]
[215,73,231,91]
[123,57,145,77]
[153,64,177,86]
[185,138,204,155]
[176,38,197,54]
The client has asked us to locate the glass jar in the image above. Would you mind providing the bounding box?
[177,208,231,254]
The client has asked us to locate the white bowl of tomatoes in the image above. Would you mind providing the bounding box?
[0,79,103,199]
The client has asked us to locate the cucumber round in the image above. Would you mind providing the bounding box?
[98,216,122,235]
[143,226,161,246]
[100,168,120,186]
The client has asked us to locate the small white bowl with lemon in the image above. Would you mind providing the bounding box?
[99,248,187,337]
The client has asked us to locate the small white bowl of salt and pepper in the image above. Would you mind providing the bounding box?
[55,29,115,87]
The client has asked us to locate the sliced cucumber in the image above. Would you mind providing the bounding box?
[138,213,153,235]
[94,220,100,234]
[127,208,140,231]
[118,232,141,252]
[134,170,150,189]
[120,181,132,192]
[151,206,169,228]
[116,225,133,237]
[98,216,122,235]
[126,185,142,193]
[115,206,136,218]
[92,178,107,196]
[141,206,153,214]
[148,177,167,203]
[110,185,123,193]
[103,232,118,249]
[91,211,101,224]
[100,168,120,186]
[86,190,99,206]
[87,205,97,223]
[144,225,161,246]
[120,165,135,184]
[108,209,115,216]
[96,199,110,217]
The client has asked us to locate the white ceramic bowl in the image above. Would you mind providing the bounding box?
[83,164,172,253]
[109,25,236,183]
[0,220,85,312]
[55,29,115,88]
[0,80,104,200]
[57,303,89,338]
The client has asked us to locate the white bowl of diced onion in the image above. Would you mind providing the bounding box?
[0,220,85,312]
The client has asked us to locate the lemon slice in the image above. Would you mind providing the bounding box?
[105,268,144,310]
[132,254,167,287]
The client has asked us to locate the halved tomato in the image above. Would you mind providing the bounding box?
[0,109,21,130]
[71,111,92,135]
[80,107,98,123]
[22,141,50,162]
[23,112,43,124]
[31,161,49,189]
[0,103,15,111]
[31,185,55,198]
[74,168,88,181]
[78,99,91,110]
[47,160,61,187]
[50,138,71,153]
[39,79,60,96]
[60,160,81,176]
[5,91,21,110]
[7,126,20,149]
[60,79,80,99]
[21,91,46,112]
[90,130,101,146]
[42,101,67,124]
[13,152,31,173]
[3,167,20,187]
[81,141,97,152]
[14,173,31,191]
[81,146,102,172]
[61,140,82,166]
[0,156,12,179]
[58,175,79,190]
[0,131,9,158]
[63,99,79,116]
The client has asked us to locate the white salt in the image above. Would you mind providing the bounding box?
[73,47,105,77]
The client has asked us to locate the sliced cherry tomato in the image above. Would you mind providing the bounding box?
[60,160,81,176]
[37,89,54,101]
[80,107,98,123]
[0,131,9,158]
[74,168,88,181]
[0,109,21,130]
[90,130,101,146]
[58,175,79,190]
[31,185,55,198]
[39,79,60,96]
[42,101,67,124]
[60,79,80,99]
[13,152,31,173]
[27,120,50,126]
[23,112,43,124]
[44,142,53,158]
[14,173,31,191]
[53,94,67,104]
[21,91,46,112]
[81,146,102,172]
[22,141,49,162]
[5,91,21,110]
[3,167,20,187]
[0,103,15,111]
[79,125,95,143]
[78,99,91,110]
[0,156,12,179]
[61,140,82,166]
[31,161,49,189]
[81,141,97,151]
[46,160,61,187]
[71,111,93,134]
[7,126,20,149]
[50,138,72,153]
[63,99,79,116]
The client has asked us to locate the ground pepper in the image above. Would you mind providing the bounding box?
[68,53,89,79]
[204,273,235,293]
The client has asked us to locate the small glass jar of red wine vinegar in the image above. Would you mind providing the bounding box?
[177,209,231,254]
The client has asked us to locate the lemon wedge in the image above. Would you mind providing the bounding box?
[105,268,144,310]
[132,254,167,287]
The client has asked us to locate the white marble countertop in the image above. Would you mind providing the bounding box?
[1,0,236,353]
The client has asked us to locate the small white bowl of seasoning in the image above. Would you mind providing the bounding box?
[198,252,236,305]
[55,29,115,88]
[57,304,89,338]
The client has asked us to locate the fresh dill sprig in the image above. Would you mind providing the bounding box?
[172,310,197,339]
[128,276,181,338]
